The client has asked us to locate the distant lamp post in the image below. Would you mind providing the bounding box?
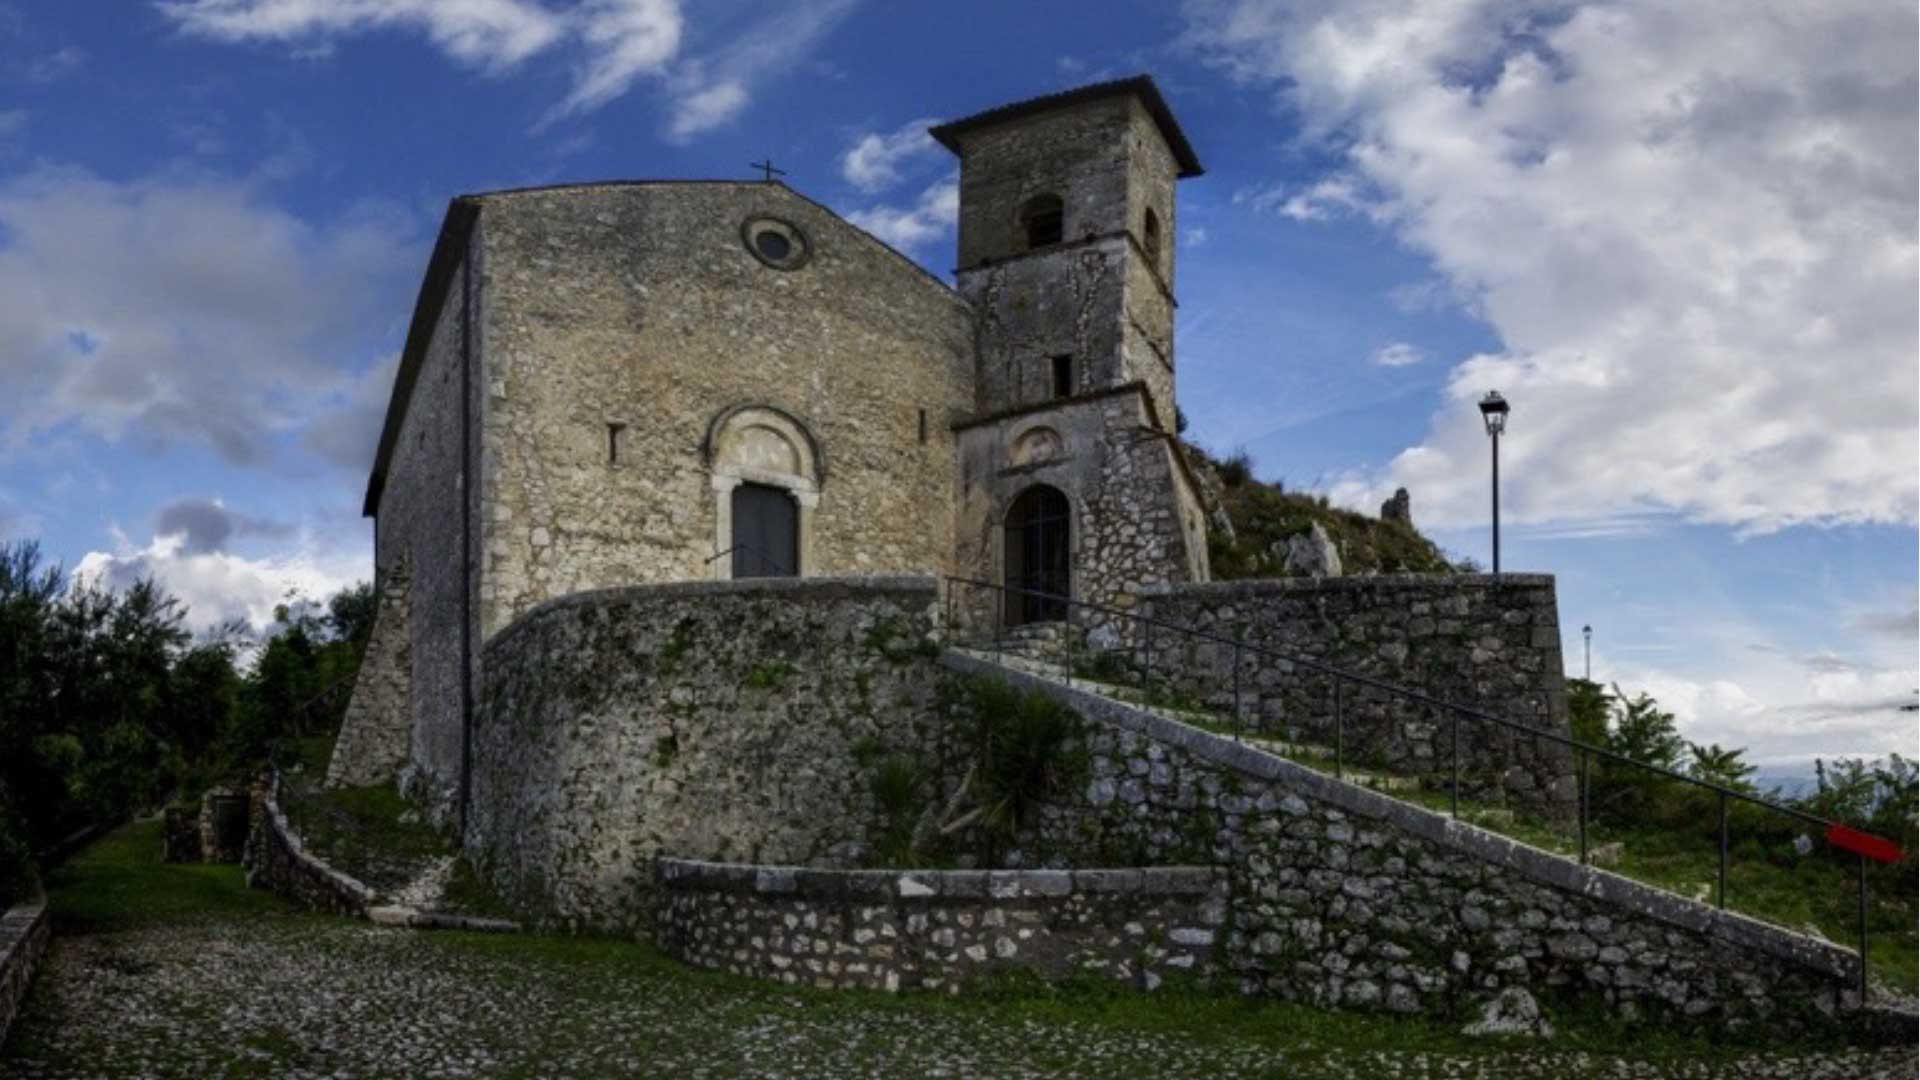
[1582,624,1592,680]
[1478,390,1511,574]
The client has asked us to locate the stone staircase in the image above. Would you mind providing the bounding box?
[951,631,1914,1015]
[942,644,1920,1034]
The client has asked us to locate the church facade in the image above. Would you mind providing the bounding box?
[330,77,1214,812]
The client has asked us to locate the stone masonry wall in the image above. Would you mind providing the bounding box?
[953,388,1208,629]
[326,558,414,788]
[1142,576,1573,812]
[656,860,1224,993]
[374,245,474,822]
[475,183,974,640]
[0,891,49,1049]
[945,652,1861,1031]
[467,576,952,935]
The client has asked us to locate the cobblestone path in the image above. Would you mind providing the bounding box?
[4,910,1914,1080]
[4,823,1912,1079]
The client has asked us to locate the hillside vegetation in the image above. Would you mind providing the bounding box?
[1184,444,1462,579]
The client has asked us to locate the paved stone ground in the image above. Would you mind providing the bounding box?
[2,911,1912,1080]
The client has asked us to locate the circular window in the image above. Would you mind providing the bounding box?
[756,231,791,261]
[741,217,810,270]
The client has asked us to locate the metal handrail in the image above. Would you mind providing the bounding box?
[943,575,1899,993]
[706,541,792,578]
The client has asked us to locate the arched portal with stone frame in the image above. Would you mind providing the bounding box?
[702,404,823,579]
[1003,484,1071,626]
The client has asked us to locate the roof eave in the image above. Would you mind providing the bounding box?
[928,75,1204,179]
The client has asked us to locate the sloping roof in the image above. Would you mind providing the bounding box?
[929,75,1204,178]
[362,196,478,517]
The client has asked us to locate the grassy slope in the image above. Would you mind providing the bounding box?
[41,818,293,934]
[1186,444,1460,579]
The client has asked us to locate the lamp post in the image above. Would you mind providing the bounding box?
[1583,624,1592,680]
[1478,390,1510,574]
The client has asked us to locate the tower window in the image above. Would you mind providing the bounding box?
[1020,193,1064,250]
[607,422,626,464]
[1050,354,1073,399]
[1143,207,1162,267]
[918,408,928,444]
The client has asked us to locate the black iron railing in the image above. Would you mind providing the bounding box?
[943,576,1901,995]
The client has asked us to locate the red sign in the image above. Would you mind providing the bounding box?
[1826,824,1904,865]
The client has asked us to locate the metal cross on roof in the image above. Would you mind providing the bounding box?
[750,158,786,183]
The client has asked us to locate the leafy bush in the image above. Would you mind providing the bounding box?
[0,786,33,910]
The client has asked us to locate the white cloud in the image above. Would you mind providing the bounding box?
[847,178,957,254]
[0,109,24,138]
[655,0,857,144]
[162,0,857,138]
[157,0,569,70]
[1183,227,1208,248]
[1608,650,1917,769]
[1372,342,1423,368]
[24,46,86,83]
[1188,0,1919,533]
[663,73,747,141]
[1236,174,1375,221]
[548,0,683,121]
[840,117,942,193]
[0,164,420,467]
[73,528,363,634]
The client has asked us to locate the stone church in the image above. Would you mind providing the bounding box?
[330,76,1215,807]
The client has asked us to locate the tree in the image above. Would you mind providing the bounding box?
[1567,678,1611,747]
[1686,741,1756,792]
[326,581,377,647]
[1605,685,1684,771]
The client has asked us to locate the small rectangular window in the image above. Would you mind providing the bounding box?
[607,422,626,465]
[917,408,928,444]
[1051,354,1073,399]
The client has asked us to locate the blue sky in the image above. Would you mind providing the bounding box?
[0,0,1912,772]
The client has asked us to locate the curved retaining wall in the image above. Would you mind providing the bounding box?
[0,892,49,1048]
[1142,575,1574,812]
[468,576,951,934]
[656,859,1225,992]
[243,778,374,917]
[946,650,1864,1032]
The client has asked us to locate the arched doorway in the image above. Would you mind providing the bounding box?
[1004,486,1070,625]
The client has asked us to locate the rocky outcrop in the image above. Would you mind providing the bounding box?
[1279,522,1343,577]
[1381,488,1411,526]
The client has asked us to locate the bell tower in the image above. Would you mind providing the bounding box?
[941,77,1212,620]
[932,76,1202,429]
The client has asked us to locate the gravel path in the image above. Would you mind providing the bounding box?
[2,911,1912,1080]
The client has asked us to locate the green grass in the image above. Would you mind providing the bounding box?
[42,818,293,934]
[440,855,518,920]
[17,820,1881,1075]
[281,781,449,865]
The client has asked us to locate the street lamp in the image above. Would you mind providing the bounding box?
[1477,390,1510,574]
[1582,624,1592,680]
